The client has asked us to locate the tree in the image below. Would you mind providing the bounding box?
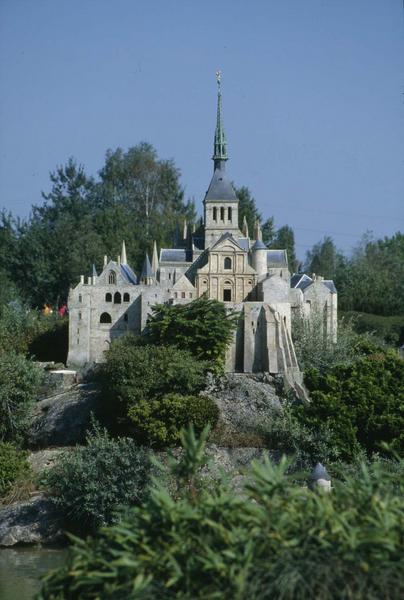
[305,236,341,280]
[271,225,298,273]
[234,186,261,236]
[262,216,276,247]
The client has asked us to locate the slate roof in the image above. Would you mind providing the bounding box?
[252,239,267,250]
[120,264,138,285]
[323,280,337,294]
[237,237,250,251]
[204,166,237,202]
[290,273,313,290]
[140,254,154,279]
[160,249,193,263]
[211,231,245,251]
[267,249,288,268]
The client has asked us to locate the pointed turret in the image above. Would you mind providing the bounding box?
[121,241,127,265]
[242,215,249,238]
[92,263,97,277]
[103,255,108,268]
[213,70,227,170]
[152,241,159,274]
[183,219,188,241]
[254,219,262,242]
[140,253,154,285]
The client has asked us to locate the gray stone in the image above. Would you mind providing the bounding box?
[27,384,101,448]
[38,369,77,400]
[0,496,64,547]
[204,373,282,446]
[28,449,68,475]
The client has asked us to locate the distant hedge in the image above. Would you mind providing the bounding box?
[339,311,404,346]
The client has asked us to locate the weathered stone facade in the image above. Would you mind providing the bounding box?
[67,77,337,379]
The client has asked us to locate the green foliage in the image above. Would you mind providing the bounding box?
[234,185,262,235]
[305,235,343,281]
[39,427,404,600]
[0,302,67,360]
[42,423,151,531]
[335,232,404,316]
[292,309,362,373]
[298,351,404,461]
[101,336,207,422]
[6,146,195,307]
[0,442,30,497]
[0,351,42,442]
[340,310,404,346]
[127,393,219,446]
[145,297,239,371]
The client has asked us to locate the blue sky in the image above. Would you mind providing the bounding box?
[0,0,403,259]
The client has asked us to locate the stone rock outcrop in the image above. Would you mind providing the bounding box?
[0,496,64,547]
[37,368,77,400]
[28,449,67,475]
[28,383,101,448]
[204,373,282,446]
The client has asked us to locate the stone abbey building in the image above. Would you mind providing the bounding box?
[67,76,337,381]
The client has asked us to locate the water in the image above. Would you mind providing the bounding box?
[0,547,67,600]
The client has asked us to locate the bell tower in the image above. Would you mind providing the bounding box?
[204,72,241,248]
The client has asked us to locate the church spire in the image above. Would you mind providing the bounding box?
[213,70,228,170]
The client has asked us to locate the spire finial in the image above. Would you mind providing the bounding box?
[121,241,127,265]
[213,70,227,170]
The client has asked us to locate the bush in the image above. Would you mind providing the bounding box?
[127,393,219,446]
[297,351,404,461]
[340,310,404,346]
[145,297,239,372]
[101,337,207,423]
[0,351,42,442]
[42,423,151,531]
[292,309,363,373]
[0,442,30,498]
[39,427,404,600]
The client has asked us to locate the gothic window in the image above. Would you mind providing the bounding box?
[105,293,112,302]
[223,289,232,302]
[224,257,232,270]
[108,271,116,284]
[228,207,232,221]
[78,294,82,303]
[123,293,130,302]
[114,292,121,304]
[213,207,217,221]
[220,207,225,221]
[100,312,112,324]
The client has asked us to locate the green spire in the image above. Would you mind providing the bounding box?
[213,70,228,168]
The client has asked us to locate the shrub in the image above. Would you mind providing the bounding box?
[0,351,42,442]
[100,337,207,423]
[127,393,219,446]
[145,297,239,372]
[296,351,404,461]
[42,423,151,531]
[292,308,363,373]
[0,442,30,498]
[340,310,404,346]
[39,427,404,600]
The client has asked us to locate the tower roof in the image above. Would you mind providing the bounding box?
[213,70,227,167]
[204,165,237,202]
[140,253,154,280]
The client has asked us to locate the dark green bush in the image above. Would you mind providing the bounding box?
[127,393,219,446]
[297,351,404,461]
[42,423,151,531]
[101,337,207,423]
[340,310,404,346]
[0,351,42,442]
[145,297,239,372]
[0,442,30,497]
[39,427,404,600]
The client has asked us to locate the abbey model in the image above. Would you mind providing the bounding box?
[67,74,337,383]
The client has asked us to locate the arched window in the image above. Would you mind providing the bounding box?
[223,289,232,302]
[213,207,217,221]
[100,312,112,324]
[114,292,121,304]
[105,293,112,302]
[108,271,116,284]
[220,207,225,221]
[123,293,130,302]
[224,257,232,270]
[228,207,232,221]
